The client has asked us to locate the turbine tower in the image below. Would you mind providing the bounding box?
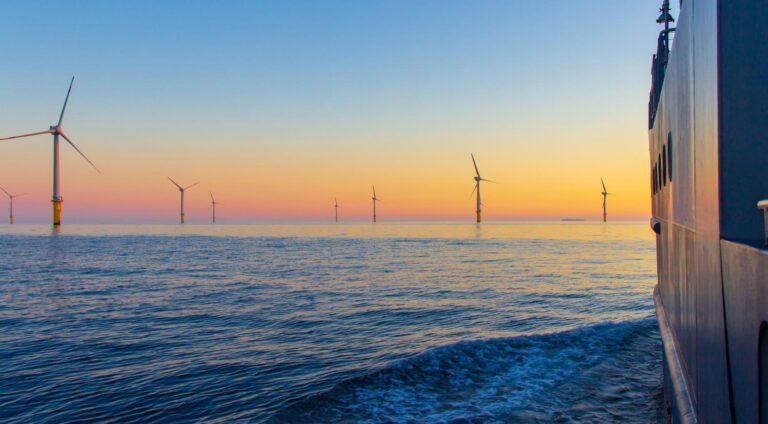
[168,178,199,224]
[471,154,493,223]
[0,186,25,224]
[210,192,218,224]
[0,76,100,226]
[334,197,339,223]
[372,185,380,223]
[601,178,611,222]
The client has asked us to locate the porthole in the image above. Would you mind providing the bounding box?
[661,144,667,186]
[658,154,662,189]
[667,132,673,180]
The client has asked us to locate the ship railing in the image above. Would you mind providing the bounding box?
[758,200,768,246]
[648,28,675,129]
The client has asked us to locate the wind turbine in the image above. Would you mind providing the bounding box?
[334,197,339,223]
[0,76,100,226]
[372,185,380,223]
[210,192,218,224]
[601,178,611,222]
[470,154,494,223]
[0,186,25,224]
[168,178,199,224]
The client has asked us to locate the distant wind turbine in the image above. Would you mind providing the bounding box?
[210,192,218,224]
[470,154,494,223]
[0,186,25,224]
[0,76,100,226]
[168,178,199,224]
[334,197,339,223]
[601,178,612,222]
[372,186,380,223]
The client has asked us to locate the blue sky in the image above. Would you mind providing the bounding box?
[0,1,667,222]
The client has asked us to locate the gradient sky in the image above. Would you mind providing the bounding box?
[0,1,664,223]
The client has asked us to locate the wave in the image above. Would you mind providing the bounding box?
[271,318,662,423]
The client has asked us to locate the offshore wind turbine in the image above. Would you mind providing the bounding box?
[372,186,380,223]
[0,76,100,226]
[0,186,25,224]
[168,178,199,224]
[470,154,493,223]
[210,192,218,224]
[334,197,339,223]
[601,178,611,222]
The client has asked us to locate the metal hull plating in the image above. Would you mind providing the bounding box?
[649,1,768,422]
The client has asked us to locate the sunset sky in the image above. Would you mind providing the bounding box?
[0,1,662,223]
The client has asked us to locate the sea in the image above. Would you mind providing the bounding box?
[0,222,662,423]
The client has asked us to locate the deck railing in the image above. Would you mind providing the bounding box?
[758,200,768,246]
[648,29,674,129]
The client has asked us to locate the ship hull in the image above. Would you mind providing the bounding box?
[649,1,768,422]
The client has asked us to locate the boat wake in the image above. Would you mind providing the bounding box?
[272,318,663,423]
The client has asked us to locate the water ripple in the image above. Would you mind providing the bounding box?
[0,223,660,422]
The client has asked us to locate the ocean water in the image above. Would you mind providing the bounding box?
[0,222,662,423]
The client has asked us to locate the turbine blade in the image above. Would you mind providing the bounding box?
[168,177,183,189]
[60,133,101,174]
[480,178,497,183]
[58,76,75,127]
[210,192,215,202]
[184,182,200,190]
[0,130,53,141]
[470,183,477,198]
[471,154,481,177]
[601,178,607,192]
[372,185,376,197]
[0,186,10,197]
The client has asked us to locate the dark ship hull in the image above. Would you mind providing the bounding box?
[649,1,768,422]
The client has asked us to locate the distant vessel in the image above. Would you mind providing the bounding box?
[560,218,585,222]
[649,1,768,423]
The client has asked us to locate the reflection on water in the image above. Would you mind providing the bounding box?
[1,221,652,241]
[0,222,661,422]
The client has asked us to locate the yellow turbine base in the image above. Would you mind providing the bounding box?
[9,216,13,225]
[476,211,481,223]
[52,200,62,226]
[181,213,185,224]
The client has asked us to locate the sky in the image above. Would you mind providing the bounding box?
[0,1,665,223]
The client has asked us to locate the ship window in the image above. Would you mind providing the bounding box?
[662,145,667,186]
[658,154,663,188]
[667,132,673,180]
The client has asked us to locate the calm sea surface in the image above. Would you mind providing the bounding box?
[0,222,661,423]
